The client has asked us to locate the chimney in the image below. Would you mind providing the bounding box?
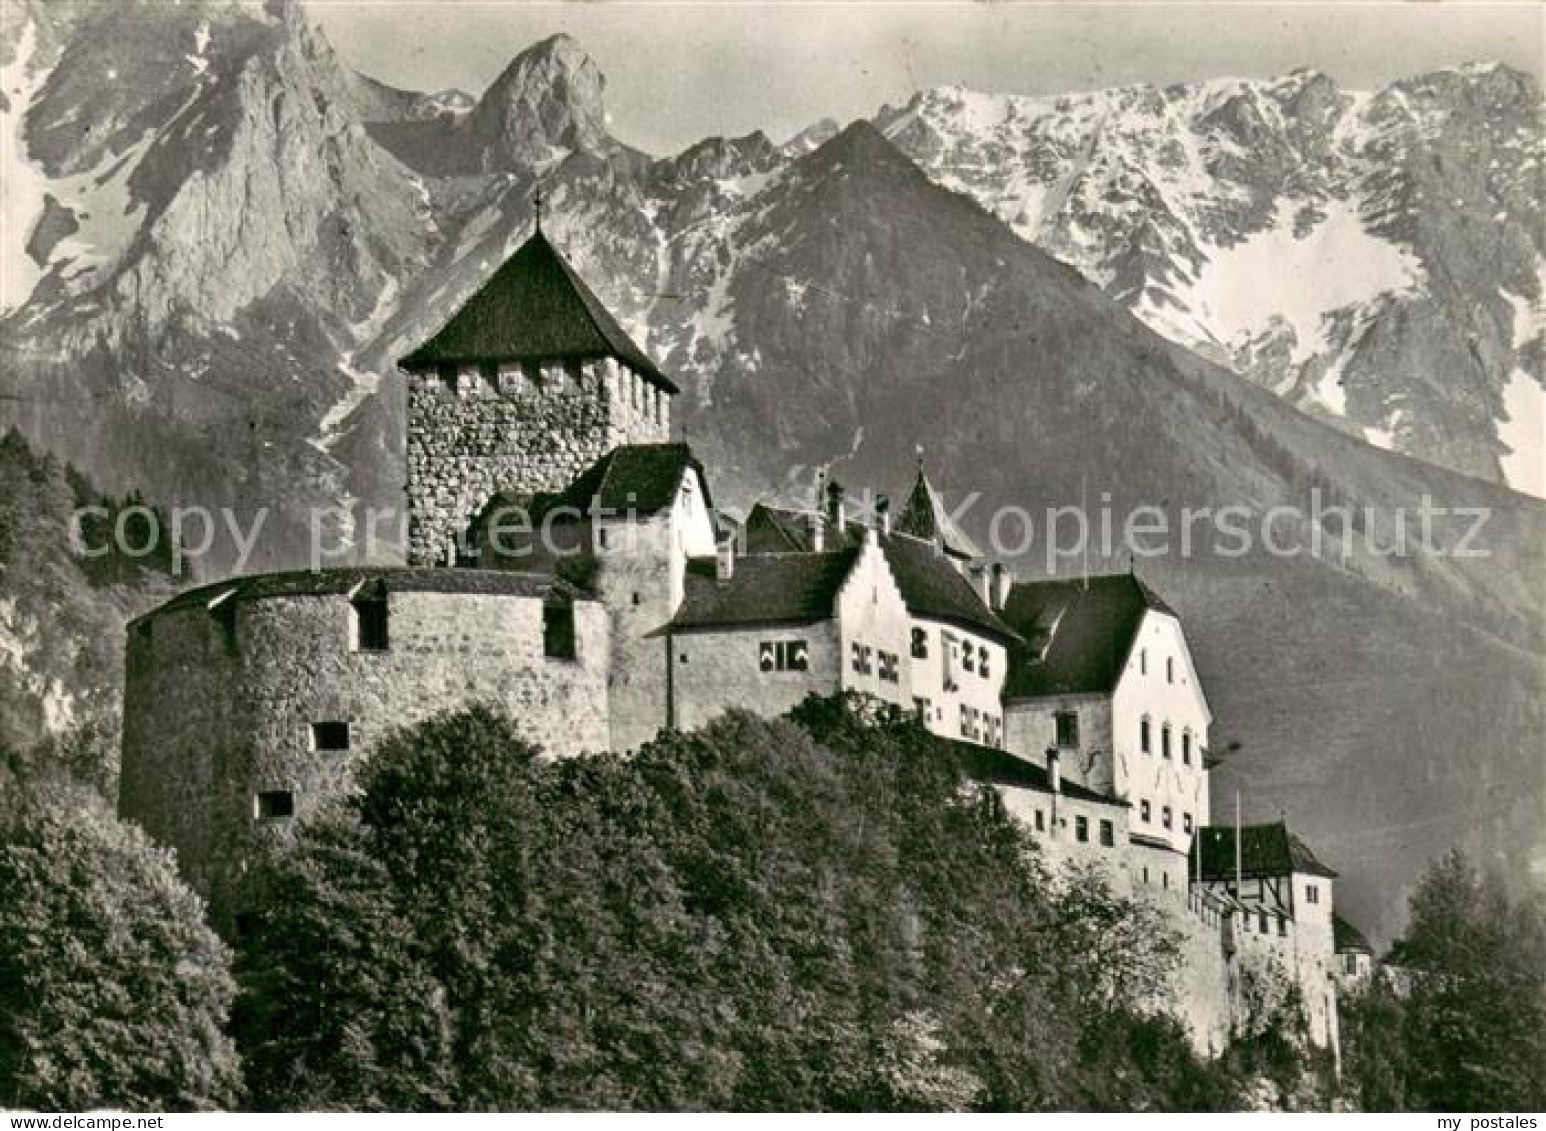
[992,562,1012,610]
[1046,746,1062,794]
[715,538,735,582]
[876,493,891,535]
[826,479,846,534]
[810,512,825,552]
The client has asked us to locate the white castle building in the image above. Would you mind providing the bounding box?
[120,225,1360,1055]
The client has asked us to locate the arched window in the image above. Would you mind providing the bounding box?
[1166,656,1175,684]
[1161,723,1172,759]
[1182,730,1192,765]
[1140,716,1152,754]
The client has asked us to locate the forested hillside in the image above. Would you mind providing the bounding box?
[0,429,178,788]
[230,700,1324,1111]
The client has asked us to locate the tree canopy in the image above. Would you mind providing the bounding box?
[0,774,241,1111]
[232,697,1238,1111]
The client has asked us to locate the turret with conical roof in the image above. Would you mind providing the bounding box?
[895,458,983,563]
[398,224,676,565]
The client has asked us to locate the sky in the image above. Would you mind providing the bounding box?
[312,1,1545,155]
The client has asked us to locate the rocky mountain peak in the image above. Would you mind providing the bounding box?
[464,32,610,171]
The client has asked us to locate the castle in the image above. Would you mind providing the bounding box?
[119,224,1366,1056]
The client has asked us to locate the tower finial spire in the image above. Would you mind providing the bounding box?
[915,443,926,475]
[533,187,544,234]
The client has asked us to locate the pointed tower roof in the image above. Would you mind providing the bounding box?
[399,229,677,393]
[895,464,983,561]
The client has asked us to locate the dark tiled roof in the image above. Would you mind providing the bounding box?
[894,469,983,560]
[672,551,859,631]
[1001,573,1176,699]
[1190,821,1339,882]
[737,509,1016,645]
[462,496,601,592]
[742,503,864,553]
[544,443,708,518]
[137,567,585,625]
[880,533,1020,645]
[398,230,677,392]
[945,739,1125,807]
[1334,914,1373,954]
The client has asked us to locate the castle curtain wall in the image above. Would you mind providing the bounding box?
[120,584,610,918]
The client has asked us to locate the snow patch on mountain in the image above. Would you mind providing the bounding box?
[1,19,50,312]
[1189,199,1424,366]
[46,127,155,284]
[1498,369,1544,496]
[1498,284,1544,496]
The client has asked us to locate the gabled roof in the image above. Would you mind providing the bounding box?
[399,230,677,392]
[1000,573,1177,699]
[880,533,1020,645]
[672,551,861,631]
[895,468,983,561]
[541,442,708,519]
[1190,821,1339,883]
[1334,914,1373,955]
[945,739,1125,807]
[742,503,864,554]
[738,506,1016,645]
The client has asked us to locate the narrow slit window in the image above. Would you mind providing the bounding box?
[544,603,577,660]
[353,594,389,652]
[211,598,238,656]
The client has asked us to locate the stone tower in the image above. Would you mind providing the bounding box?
[397,229,678,566]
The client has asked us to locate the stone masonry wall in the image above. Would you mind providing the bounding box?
[405,357,671,565]
[120,579,610,920]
